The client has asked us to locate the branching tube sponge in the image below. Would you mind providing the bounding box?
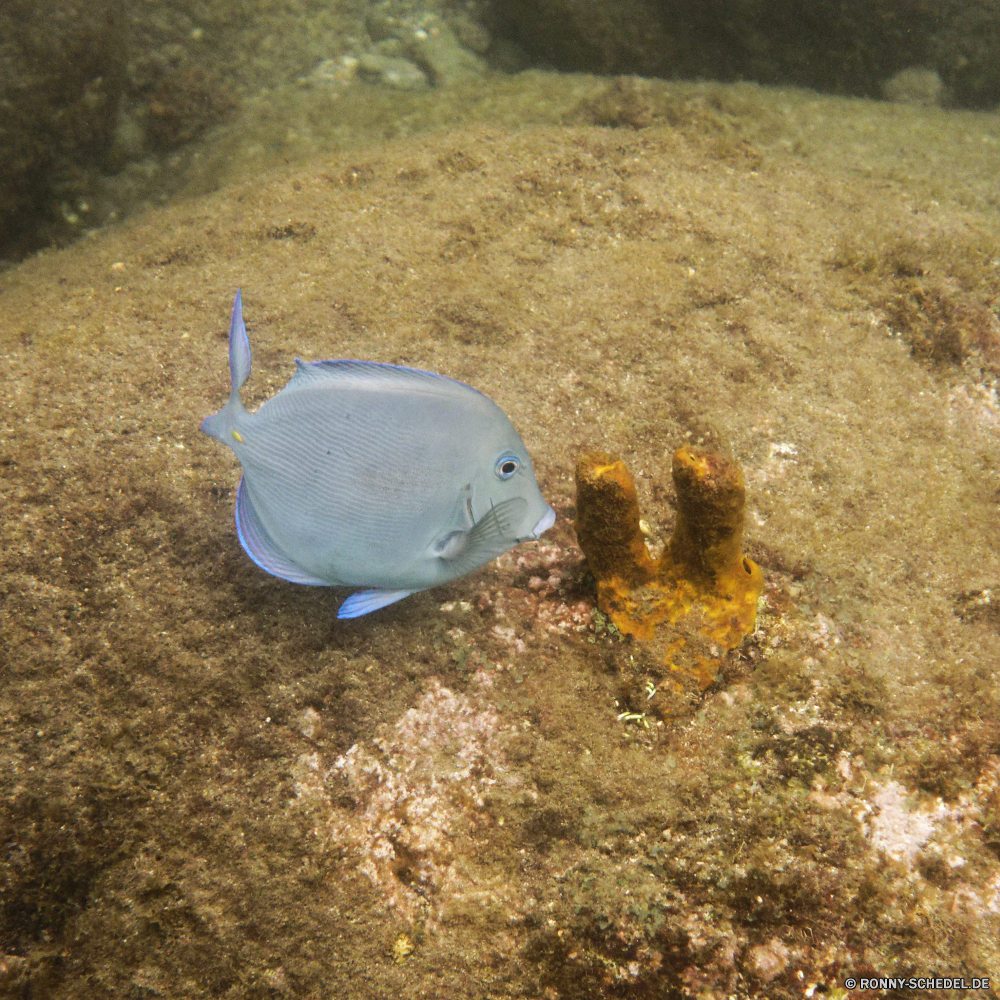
[575,447,763,693]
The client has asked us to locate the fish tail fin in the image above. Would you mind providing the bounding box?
[228,288,251,393]
[199,395,244,441]
[200,288,250,442]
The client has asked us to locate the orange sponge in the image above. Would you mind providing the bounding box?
[575,447,763,677]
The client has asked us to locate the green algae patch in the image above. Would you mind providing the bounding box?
[831,222,1000,376]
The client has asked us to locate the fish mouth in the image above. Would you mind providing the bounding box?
[531,506,556,539]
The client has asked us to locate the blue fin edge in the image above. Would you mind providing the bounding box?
[235,478,329,586]
[337,589,416,619]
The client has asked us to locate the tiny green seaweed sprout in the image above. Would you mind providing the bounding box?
[616,710,650,729]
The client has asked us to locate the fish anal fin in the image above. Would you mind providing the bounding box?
[338,589,416,619]
[235,477,329,586]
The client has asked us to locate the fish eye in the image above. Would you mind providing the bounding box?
[495,455,520,479]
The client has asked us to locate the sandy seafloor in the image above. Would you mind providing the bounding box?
[3,73,1000,999]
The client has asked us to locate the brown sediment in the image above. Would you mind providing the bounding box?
[575,448,764,681]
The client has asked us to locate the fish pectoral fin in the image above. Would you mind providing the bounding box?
[439,496,528,576]
[338,589,416,619]
[235,477,329,586]
[432,529,470,560]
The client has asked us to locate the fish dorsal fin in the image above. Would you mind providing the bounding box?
[235,477,329,586]
[337,588,416,619]
[287,358,487,400]
[438,496,528,577]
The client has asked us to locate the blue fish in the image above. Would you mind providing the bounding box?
[201,290,556,618]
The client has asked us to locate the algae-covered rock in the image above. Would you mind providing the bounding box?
[0,0,356,262]
[357,53,429,91]
[496,0,1000,109]
[405,16,489,86]
[0,0,126,258]
[3,104,1000,996]
[882,66,948,107]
